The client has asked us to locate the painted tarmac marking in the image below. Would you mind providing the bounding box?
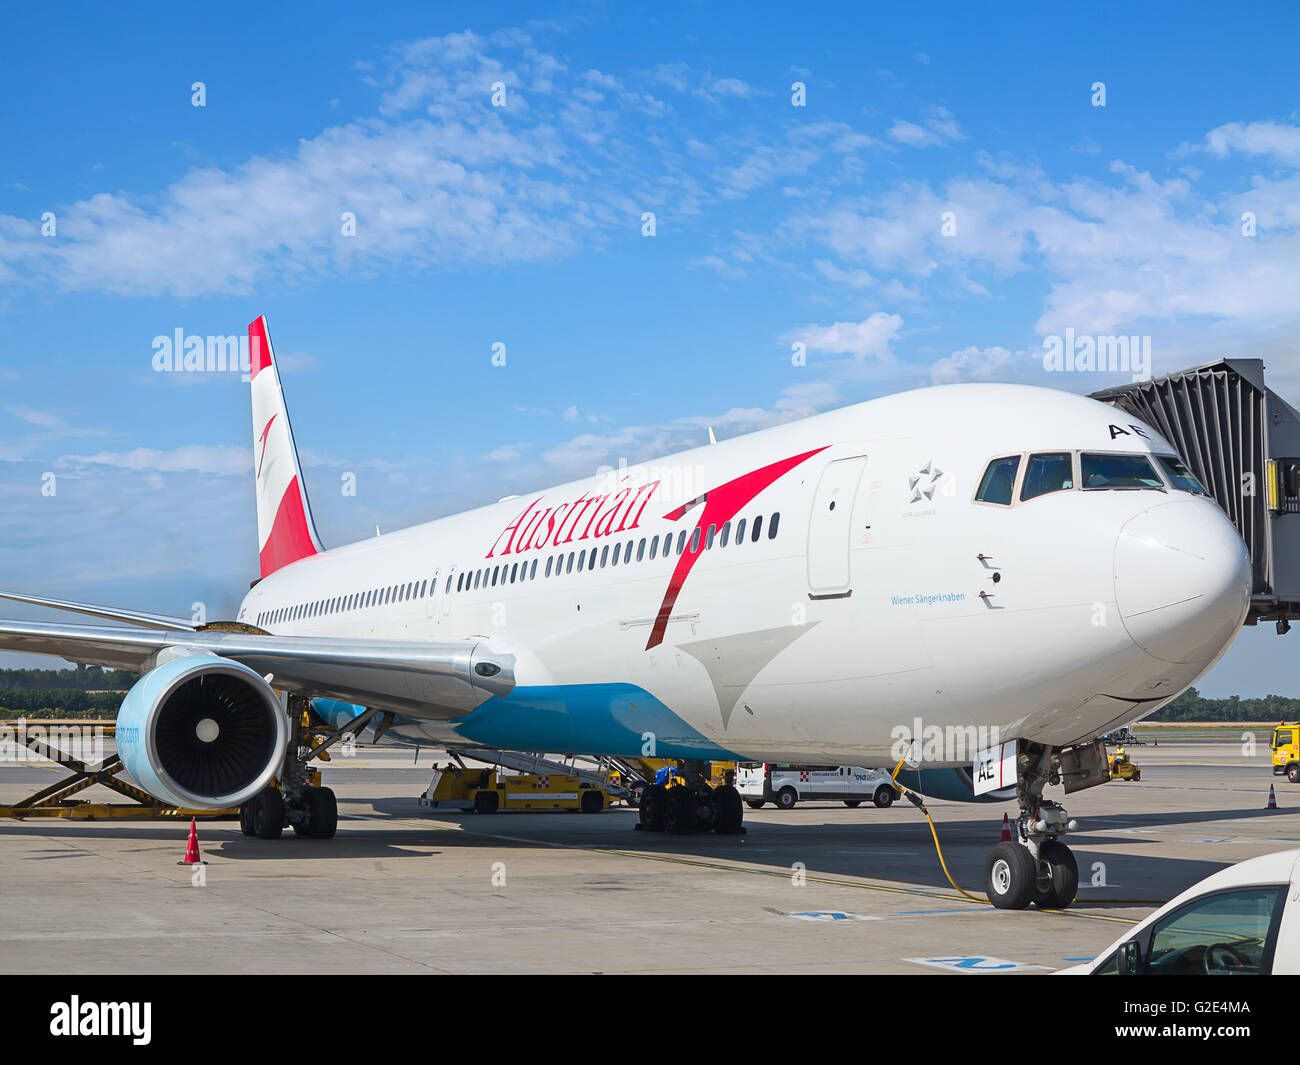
[905,955,1052,974]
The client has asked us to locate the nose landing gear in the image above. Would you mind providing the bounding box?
[984,743,1081,910]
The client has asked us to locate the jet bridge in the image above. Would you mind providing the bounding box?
[1091,358,1300,632]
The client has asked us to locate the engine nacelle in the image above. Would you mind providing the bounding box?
[116,656,288,809]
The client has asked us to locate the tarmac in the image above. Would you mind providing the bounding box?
[0,735,1294,974]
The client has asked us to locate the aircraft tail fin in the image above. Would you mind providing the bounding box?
[249,316,324,578]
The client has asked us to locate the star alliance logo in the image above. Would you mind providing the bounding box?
[908,461,944,503]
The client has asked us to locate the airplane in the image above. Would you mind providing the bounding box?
[0,316,1252,910]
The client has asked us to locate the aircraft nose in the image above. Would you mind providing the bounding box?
[1114,500,1251,664]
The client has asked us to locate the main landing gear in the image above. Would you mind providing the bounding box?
[240,695,347,841]
[984,742,1080,910]
[636,761,746,836]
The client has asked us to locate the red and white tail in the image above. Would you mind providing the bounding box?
[249,316,323,578]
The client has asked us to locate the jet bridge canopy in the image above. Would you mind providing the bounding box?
[1091,358,1300,631]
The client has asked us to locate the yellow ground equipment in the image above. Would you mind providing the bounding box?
[1107,747,1141,782]
[420,765,610,814]
[0,720,239,821]
[1272,722,1300,783]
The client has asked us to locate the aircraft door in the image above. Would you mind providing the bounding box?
[807,454,868,598]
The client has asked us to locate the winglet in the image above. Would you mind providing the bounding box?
[249,316,324,578]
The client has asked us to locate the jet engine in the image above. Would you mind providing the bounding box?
[115,655,288,809]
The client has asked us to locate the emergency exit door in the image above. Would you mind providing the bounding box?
[807,455,867,598]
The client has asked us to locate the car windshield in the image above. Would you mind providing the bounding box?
[1156,455,1210,495]
[1080,453,1164,490]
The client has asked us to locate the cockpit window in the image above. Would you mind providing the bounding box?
[1021,452,1074,501]
[1156,455,1209,496]
[1080,453,1164,490]
[975,456,1020,505]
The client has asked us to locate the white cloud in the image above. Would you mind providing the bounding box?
[783,312,904,362]
[887,105,963,148]
[58,445,249,476]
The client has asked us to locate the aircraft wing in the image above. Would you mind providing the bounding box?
[0,620,515,719]
[0,590,198,631]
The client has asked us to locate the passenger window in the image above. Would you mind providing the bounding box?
[736,518,747,543]
[1021,452,1074,501]
[600,546,609,568]
[545,556,553,578]
[768,513,780,538]
[1081,453,1163,490]
[611,544,620,566]
[677,530,688,555]
[638,538,646,561]
[510,562,519,583]
[690,528,701,553]
[530,559,537,579]
[720,521,731,547]
[976,456,1020,505]
[751,515,763,541]
[662,533,672,557]
[588,548,597,570]
[1143,887,1283,975]
[566,552,575,574]
[649,536,658,560]
[706,524,716,549]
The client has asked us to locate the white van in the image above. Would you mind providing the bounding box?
[735,763,899,810]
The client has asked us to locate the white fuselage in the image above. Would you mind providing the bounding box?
[236,383,1252,766]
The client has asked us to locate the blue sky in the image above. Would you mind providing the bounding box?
[1,2,1298,696]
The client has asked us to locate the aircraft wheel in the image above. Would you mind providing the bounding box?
[1032,840,1078,910]
[307,786,338,838]
[985,840,1035,910]
[251,788,284,840]
[239,801,256,837]
[664,786,696,834]
[638,784,666,832]
[776,787,798,810]
[713,785,744,834]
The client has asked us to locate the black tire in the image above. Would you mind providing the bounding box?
[1132,771,1141,782]
[713,785,744,834]
[252,789,284,840]
[1032,840,1079,910]
[874,787,895,809]
[239,801,256,837]
[1288,764,1299,784]
[627,784,644,808]
[985,840,1035,909]
[638,784,666,832]
[474,789,500,814]
[580,789,604,814]
[664,786,697,834]
[746,800,765,809]
[843,800,862,808]
[776,787,798,810]
[307,786,338,839]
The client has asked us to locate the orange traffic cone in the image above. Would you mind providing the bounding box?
[1267,785,1279,811]
[999,813,1012,841]
[178,818,205,865]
